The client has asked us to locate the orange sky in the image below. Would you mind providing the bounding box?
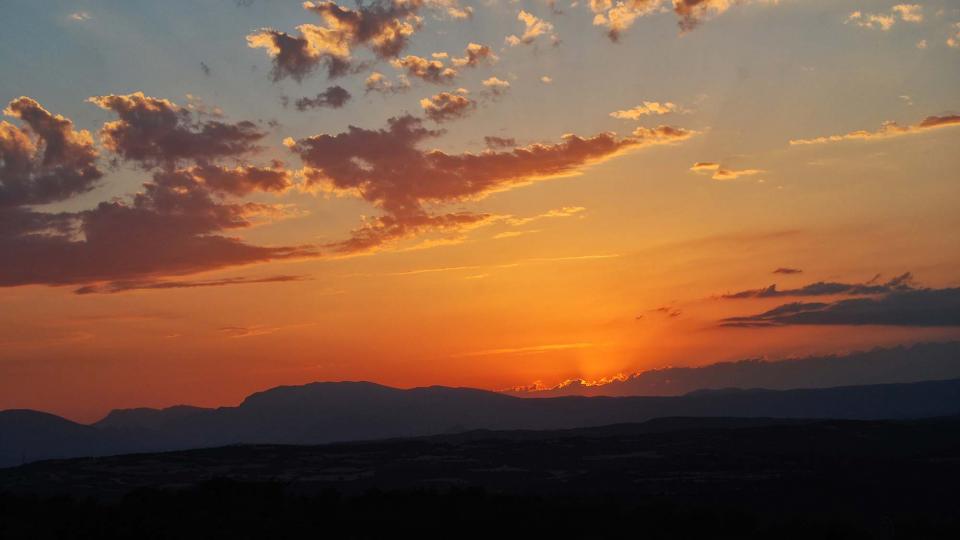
[2,0,960,422]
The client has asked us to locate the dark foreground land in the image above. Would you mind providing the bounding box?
[2,416,960,539]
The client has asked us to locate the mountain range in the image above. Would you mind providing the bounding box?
[3,377,960,468]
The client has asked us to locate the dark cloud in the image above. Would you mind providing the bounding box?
[247,0,422,82]
[420,91,475,123]
[295,86,352,110]
[674,0,734,31]
[74,275,309,295]
[165,162,293,197]
[1,95,314,291]
[89,92,264,168]
[721,287,960,328]
[1,97,102,208]
[0,167,312,288]
[484,136,516,149]
[246,29,351,81]
[288,115,696,252]
[773,267,803,275]
[508,342,960,397]
[722,273,914,299]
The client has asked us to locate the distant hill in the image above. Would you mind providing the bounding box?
[508,341,960,397]
[2,378,960,468]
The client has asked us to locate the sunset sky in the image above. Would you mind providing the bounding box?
[2,0,959,422]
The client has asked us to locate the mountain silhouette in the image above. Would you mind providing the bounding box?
[3,378,960,467]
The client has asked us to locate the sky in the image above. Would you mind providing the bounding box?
[1,0,959,422]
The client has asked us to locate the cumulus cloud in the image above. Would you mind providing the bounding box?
[482,76,511,96]
[689,161,764,181]
[364,71,411,94]
[673,0,736,32]
[287,115,696,252]
[0,167,312,289]
[790,114,960,145]
[1,97,102,208]
[847,4,922,31]
[451,42,497,67]
[247,0,423,82]
[610,101,683,119]
[720,287,960,328]
[0,95,313,291]
[721,272,915,299]
[89,92,265,168]
[420,90,476,122]
[391,55,457,83]
[295,85,352,110]
[505,10,557,46]
[592,0,663,41]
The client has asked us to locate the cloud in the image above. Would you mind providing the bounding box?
[506,206,586,225]
[0,169,313,288]
[484,136,517,149]
[611,101,683,119]
[74,275,309,295]
[420,91,476,123]
[721,272,915,299]
[540,75,553,84]
[1,96,313,291]
[592,0,663,41]
[364,71,411,94]
[69,11,92,22]
[720,287,960,328]
[507,342,960,397]
[689,161,764,180]
[673,0,735,32]
[247,0,423,82]
[949,23,960,49]
[1,97,102,208]
[391,55,457,83]
[790,114,960,145]
[846,11,895,31]
[295,86,351,111]
[772,267,802,275]
[892,4,923,23]
[505,10,557,46]
[482,77,511,96]
[847,4,923,31]
[89,92,265,168]
[451,43,497,67]
[288,115,696,253]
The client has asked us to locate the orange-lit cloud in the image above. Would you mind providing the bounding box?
[591,0,662,41]
[247,0,423,82]
[1,97,102,207]
[610,101,683,119]
[365,71,411,94]
[420,90,476,122]
[789,114,960,145]
[288,115,697,252]
[391,54,457,83]
[505,10,557,46]
[689,161,764,180]
[451,42,497,67]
